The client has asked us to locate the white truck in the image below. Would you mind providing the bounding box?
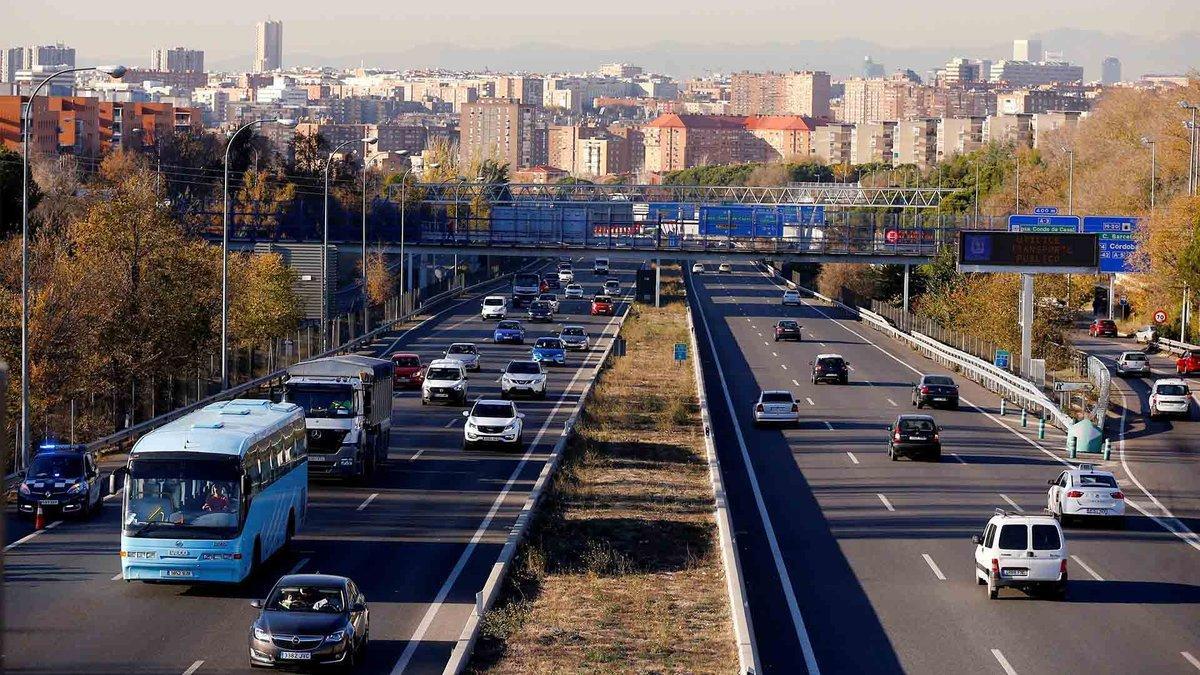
[283,355,394,483]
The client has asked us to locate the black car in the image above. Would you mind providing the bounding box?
[527,301,554,322]
[249,574,369,669]
[888,415,941,461]
[912,374,960,409]
[774,320,803,342]
[810,354,849,384]
[16,444,104,519]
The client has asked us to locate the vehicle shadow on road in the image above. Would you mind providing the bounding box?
[951,453,1065,467]
[1066,579,1200,604]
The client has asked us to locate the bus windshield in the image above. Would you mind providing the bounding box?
[123,457,242,539]
[284,384,355,418]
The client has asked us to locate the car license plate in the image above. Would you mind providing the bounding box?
[164,569,193,578]
[434,393,448,398]
[1002,569,1027,577]
[398,377,409,382]
[309,455,327,462]
[1086,508,1107,514]
[280,651,311,660]
[933,397,947,401]
[909,436,926,441]
[40,499,59,505]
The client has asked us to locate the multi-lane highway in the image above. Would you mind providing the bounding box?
[688,262,1200,675]
[4,260,631,674]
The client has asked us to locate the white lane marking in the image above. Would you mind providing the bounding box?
[846,452,859,465]
[999,494,1024,512]
[991,649,1018,675]
[1182,652,1200,670]
[3,520,63,552]
[688,269,822,675]
[781,364,788,371]
[287,557,311,575]
[808,333,816,338]
[823,421,834,430]
[111,572,123,581]
[443,418,461,428]
[792,379,801,387]
[757,267,1200,556]
[772,351,778,357]
[886,398,898,407]
[950,452,967,464]
[758,333,763,337]
[922,553,947,580]
[763,341,769,346]
[408,448,425,461]
[182,661,204,675]
[1070,554,1104,581]
[806,397,815,406]
[356,493,379,512]
[877,493,895,511]
[390,309,623,674]
[819,342,826,347]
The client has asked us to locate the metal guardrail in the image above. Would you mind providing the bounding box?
[1154,336,1199,357]
[442,304,630,674]
[762,263,1074,430]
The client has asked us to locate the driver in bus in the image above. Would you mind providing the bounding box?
[201,484,232,513]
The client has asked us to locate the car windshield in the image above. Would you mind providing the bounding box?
[426,367,462,380]
[594,296,611,303]
[1098,321,1115,328]
[923,376,955,386]
[540,294,557,301]
[562,327,585,336]
[266,585,345,613]
[567,285,581,290]
[531,302,550,311]
[484,298,504,306]
[1078,474,1118,487]
[1031,524,1061,550]
[1157,384,1188,396]
[123,457,241,538]
[497,321,521,330]
[761,392,793,403]
[28,454,83,478]
[1122,353,1147,361]
[779,321,798,329]
[474,403,515,418]
[997,524,1028,550]
[817,358,844,368]
[507,361,541,375]
[393,356,419,367]
[899,419,935,433]
[784,291,798,296]
[536,338,563,349]
[284,384,354,418]
[448,344,476,355]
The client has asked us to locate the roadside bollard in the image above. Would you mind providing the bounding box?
[1000,398,1007,416]
[1038,416,1046,440]
[1021,408,1028,428]
[1103,438,1112,461]
[1069,436,1078,459]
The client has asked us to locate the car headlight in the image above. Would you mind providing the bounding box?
[454,382,465,390]
[68,481,87,494]
[504,423,518,432]
[253,625,271,641]
[466,421,477,430]
[19,483,30,495]
[327,630,346,642]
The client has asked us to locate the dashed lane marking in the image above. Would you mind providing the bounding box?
[806,397,815,406]
[922,553,946,580]
[792,379,801,387]
[991,649,1018,675]
[886,398,898,407]
[950,452,967,464]
[846,452,859,465]
[999,494,1024,512]
[1070,555,1104,581]
[1181,652,1200,670]
[182,661,204,675]
[877,493,895,511]
[823,421,834,431]
[356,493,379,512]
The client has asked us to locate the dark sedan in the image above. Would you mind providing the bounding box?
[810,354,849,384]
[249,574,369,669]
[527,301,554,322]
[912,374,959,409]
[774,320,803,342]
[888,415,941,461]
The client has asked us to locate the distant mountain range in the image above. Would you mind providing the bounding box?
[125,28,1200,81]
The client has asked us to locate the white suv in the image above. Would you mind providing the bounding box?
[500,360,547,399]
[463,399,525,450]
[558,268,574,284]
[1149,378,1191,419]
[593,258,609,274]
[973,511,1068,600]
[481,295,507,321]
[1046,464,1126,526]
[422,359,469,406]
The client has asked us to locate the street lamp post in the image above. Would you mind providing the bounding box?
[1066,148,1075,215]
[322,136,374,351]
[20,64,126,469]
[359,133,378,333]
[1183,102,1199,196]
[221,117,295,391]
[1142,137,1156,213]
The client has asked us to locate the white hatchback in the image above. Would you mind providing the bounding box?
[564,284,584,299]
[1114,351,1150,377]
[1046,464,1125,525]
[782,290,801,306]
[481,296,507,321]
[973,511,1068,600]
[1149,378,1191,419]
[691,263,705,274]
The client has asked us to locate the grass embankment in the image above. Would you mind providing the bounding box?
[468,265,737,674]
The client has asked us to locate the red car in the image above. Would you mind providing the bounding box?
[591,295,615,316]
[391,352,425,388]
[1178,350,1200,376]
[1089,319,1118,338]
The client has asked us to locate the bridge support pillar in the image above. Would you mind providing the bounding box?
[1020,273,1034,377]
[407,253,415,301]
[902,264,911,315]
[655,258,661,308]
[1107,274,1115,321]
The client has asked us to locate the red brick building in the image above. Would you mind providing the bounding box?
[642,113,823,173]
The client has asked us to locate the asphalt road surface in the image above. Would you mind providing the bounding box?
[3,258,632,674]
[688,262,1200,675]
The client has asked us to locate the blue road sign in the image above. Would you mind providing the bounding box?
[674,343,688,362]
[1033,206,1060,215]
[1082,215,1139,274]
[1008,214,1081,233]
[994,349,1011,370]
[699,206,785,238]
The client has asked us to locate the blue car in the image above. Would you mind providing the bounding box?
[493,320,526,344]
[531,337,567,365]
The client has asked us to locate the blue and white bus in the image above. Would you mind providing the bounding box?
[117,399,307,584]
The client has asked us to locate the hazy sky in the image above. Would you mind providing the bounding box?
[4,0,1198,64]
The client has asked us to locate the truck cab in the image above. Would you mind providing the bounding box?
[283,355,394,483]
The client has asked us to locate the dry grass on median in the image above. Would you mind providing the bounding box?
[468,264,737,675]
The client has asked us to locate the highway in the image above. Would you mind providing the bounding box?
[687,263,1200,675]
[3,259,632,674]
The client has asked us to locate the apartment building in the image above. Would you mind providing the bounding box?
[150,47,205,73]
[0,95,55,153]
[744,116,820,161]
[254,20,283,73]
[459,98,548,168]
[989,60,1083,87]
[997,88,1086,115]
[1032,111,1083,148]
[548,124,600,172]
[984,113,1034,147]
[2,95,199,154]
[937,116,985,159]
[892,119,939,168]
[730,71,831,118]
[642,113,821,172]
[576,134,629,177]
[493,76,543,106]
[849,121,897,164]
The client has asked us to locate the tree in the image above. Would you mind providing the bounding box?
[235,169,296,236]
[0,147,39,238]
[290,131,327,176]
[228,252,303,347]
[364,251,395,306]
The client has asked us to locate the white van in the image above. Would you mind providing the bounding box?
[481,295,507,321]
[973,510,1068,600]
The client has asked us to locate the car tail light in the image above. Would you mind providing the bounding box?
[920,386,930,394]
[1112,491,1124,499]
[791,404,799,412]
[893,431,901,441]
[755,404,764,412]
[991,558,999,575]
[933,433,940,441]
[1066,490,1084,498]
[1060,559,1068,575]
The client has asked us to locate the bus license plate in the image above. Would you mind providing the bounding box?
[164,570,193,577]
[309,455,327,462]
[279,651,311,660]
